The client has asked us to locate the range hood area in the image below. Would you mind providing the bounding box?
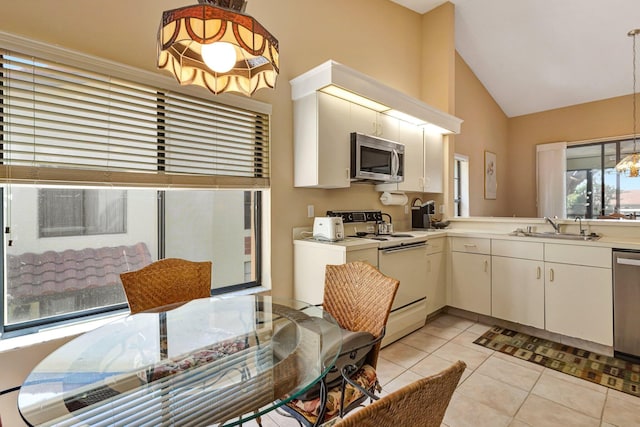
[289,60,463,135]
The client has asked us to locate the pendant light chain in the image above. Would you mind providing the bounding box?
[616,29,640,177]
[632,29,638,153]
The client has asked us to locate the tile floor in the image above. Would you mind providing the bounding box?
[255,313,640,426]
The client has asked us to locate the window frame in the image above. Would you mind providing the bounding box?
[0,32,270,337]
[566,139,636,218]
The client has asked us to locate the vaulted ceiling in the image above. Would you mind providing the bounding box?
[390,0,640,117]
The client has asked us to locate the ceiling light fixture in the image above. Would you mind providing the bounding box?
[616,29,640,177]
[157,0,279,96]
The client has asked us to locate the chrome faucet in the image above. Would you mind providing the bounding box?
[544,216,561,233]
[575,216,585,235]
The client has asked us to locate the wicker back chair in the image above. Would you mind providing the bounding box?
[333,360,466,427]
[282,261,399,426]
[120,258,212,314]
[322,261,399,370]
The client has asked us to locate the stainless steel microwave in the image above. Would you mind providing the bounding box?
[350,132,405,183]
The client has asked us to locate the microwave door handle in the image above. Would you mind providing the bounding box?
[391,149,399,177]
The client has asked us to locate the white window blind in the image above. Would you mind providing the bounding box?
[0,50,270,188]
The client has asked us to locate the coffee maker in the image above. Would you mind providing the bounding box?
[411,199,435,229]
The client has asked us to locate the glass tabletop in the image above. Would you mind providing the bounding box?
[18,295,342,427]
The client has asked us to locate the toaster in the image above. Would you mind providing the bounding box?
[312,217,344,242]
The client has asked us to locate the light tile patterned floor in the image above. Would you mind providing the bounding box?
[256,314,640,426]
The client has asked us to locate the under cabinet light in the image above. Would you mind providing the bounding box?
[423,123,454,135]
[320,85,389,112]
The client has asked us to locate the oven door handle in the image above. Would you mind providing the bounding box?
[380,242,426,254]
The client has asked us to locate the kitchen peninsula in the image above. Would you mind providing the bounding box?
[294,216,640,357]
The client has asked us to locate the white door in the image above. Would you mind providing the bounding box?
[537,142,567,218]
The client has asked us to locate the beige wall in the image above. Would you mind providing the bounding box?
[0,2,447,423]
[454,53,510,216]
[507,95,634,217]
[0,0,431,299]
[421,2,456,113]
[0,1,634,423]
[421,2,456,216]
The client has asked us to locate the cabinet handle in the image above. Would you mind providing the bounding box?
[463,244,477,248]
[484,260,488,273]
[427,259,431,273]
[549,268,554,282]
[536,266,541,279]
[346,168,350,180]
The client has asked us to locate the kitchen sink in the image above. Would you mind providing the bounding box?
[511,230,601,241]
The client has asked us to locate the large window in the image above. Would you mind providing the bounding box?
[566,139,640,219]
[0,35,269,335]
[5,186,261,329]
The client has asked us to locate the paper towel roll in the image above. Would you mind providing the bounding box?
[380,191,408,206]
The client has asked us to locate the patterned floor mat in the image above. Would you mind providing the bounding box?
[474,326,640,398]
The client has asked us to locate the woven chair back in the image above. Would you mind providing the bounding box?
[333,360,466,427]
[322,261,399,369]
[120,258,212,314]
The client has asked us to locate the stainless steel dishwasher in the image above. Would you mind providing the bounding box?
[612,249,640,361]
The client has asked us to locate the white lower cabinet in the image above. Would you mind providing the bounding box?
[293,241,378,305]
[544,244,613,346]
[425,238,446,316]
[456,238,613,346]
[492,257,545,329]
[449,237,491,316]
[491,240,545,329]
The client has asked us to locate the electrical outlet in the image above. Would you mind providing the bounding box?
[439,204,445,214]
[404,205,409,214]
[307,205,314,218]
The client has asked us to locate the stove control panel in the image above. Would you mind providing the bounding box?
[326,210,383,223]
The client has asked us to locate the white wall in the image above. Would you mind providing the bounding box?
[164,191,248,287]
[5,186,158,257]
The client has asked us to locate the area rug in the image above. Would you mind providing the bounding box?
[473,326,640,398]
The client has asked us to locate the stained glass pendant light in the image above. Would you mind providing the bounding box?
[157,0,279,96]
[615,29,640,177]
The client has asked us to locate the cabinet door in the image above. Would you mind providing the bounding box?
[349,102,378,136]
[374,121,424,193]
[376,112,399,141]
[450,252,491,315]
[349,103,399,140]
[317,92,352,187]
[545,262,613,345]
[423,130,443,193]
[492,256,544,329]
[397,121,424,192]
[426,251,446,315]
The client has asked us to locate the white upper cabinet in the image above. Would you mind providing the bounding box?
[293,92,352,188]
[376,125,444,193]
[376,121,424,193]
[350,103,399,141]
[422,130,444,193]
[290,60,463,189]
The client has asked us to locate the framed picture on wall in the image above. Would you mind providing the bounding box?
[484,151,497,200]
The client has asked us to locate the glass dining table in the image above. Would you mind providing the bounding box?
[18,295,342,427]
